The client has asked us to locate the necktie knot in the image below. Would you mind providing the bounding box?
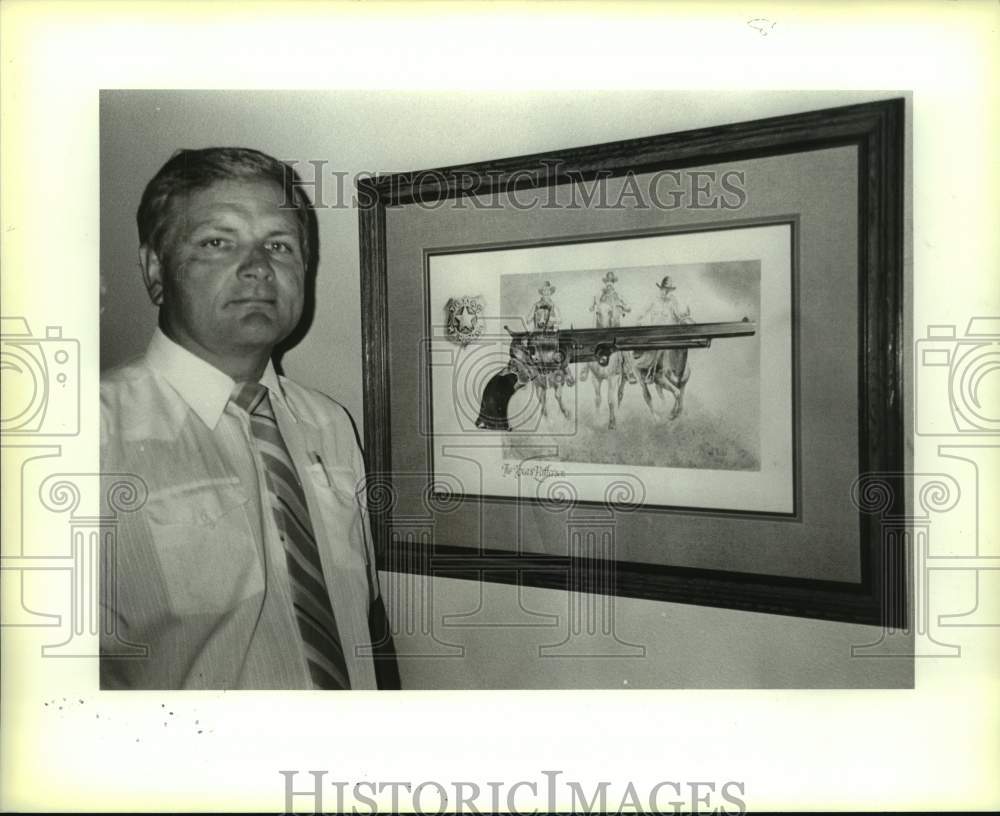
[231,381,270,417]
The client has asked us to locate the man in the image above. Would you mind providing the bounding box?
[100,147,399,690]
[632,274,694,387]
[590,270,636,382]
[636,274,693,326]
[526,279,562,332]
[524,279,574,390]
[591,270,631,323]
[512,279,574,419]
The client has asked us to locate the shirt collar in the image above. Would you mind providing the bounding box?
[145,328,289,429]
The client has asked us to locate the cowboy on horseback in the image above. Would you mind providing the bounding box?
[590,270,638,383]
[594,269,630,315]
[636,273,693,329]
[522,280,574,420]
[528,279,561,330]
[526,280,574,386]
[632,275,694,418]
[636,275,695,375]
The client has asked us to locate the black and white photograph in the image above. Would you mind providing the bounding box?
[100,95,904,676]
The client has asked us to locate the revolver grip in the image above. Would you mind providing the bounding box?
[475,370,522,431]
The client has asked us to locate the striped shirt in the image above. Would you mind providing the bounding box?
[100,329,396,689]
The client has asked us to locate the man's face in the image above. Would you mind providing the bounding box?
[143,178,306,371]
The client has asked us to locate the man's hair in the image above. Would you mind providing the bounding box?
[137,146,313,267]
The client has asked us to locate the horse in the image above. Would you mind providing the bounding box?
[578,296,631,429]
[629,341,692,420]
[510,299,575,425]
[531,362,573,423]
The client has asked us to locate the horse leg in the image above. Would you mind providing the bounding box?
[536,383,548,418]
[669,364,692,419]
[653,375,680,419]
[607,376,617,430]
[665,350,691,420]
[644,357,669,412]
[591,371,602,411]
[554,385,571,420]
[638,373,655,417]
[670,384,686,419]
[621,351,637,384]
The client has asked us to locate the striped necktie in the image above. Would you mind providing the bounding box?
[231,381,350,690]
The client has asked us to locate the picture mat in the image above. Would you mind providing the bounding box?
[427,224,793,512]
[387,147,861,582]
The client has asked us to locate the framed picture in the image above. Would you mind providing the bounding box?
[359,99,905,627]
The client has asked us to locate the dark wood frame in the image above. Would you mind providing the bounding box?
[358,98,905,627]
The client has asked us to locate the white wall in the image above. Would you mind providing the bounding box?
[100,89,913,688]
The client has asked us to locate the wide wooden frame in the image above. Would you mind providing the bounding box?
[358,99,905,627]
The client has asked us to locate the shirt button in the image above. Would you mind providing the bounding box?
[200,511,211,524]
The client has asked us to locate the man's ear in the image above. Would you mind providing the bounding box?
[138,245,164,306]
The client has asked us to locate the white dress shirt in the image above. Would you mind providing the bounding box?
[100,329,384,689]
[637,292,691,325]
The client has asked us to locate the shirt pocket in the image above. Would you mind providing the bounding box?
[145,479,264,617]
[304,464,368,573]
